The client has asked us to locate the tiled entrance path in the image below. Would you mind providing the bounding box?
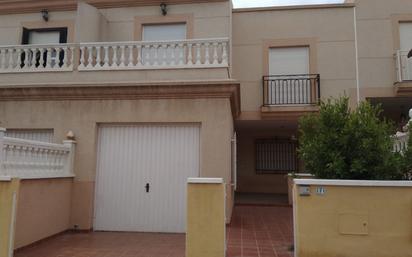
[227,206,294,257]
[14,232,185,257]
[15,206,293,257]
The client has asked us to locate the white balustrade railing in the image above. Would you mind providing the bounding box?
[0,44,76,73]
[0,38,229,73]
[78,38,229,70]
[0,128,76,179]
[395,50,412,82]
[393,132,409,153]
[393,109,411,153]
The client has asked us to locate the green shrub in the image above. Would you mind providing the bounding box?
[298,97,408,180]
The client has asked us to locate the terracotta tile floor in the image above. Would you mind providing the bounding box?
[14,232,186,257]
[15,206,293,257]
[226,206,294,257]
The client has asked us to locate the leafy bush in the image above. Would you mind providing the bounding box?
[298,97,409,180]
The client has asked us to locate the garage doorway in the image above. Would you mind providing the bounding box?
[94,124,200,233]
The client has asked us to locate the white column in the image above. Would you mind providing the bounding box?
[204,42,210,65]
[187,43,193,66]
[39,48,45,68]
[7,49,14,70]
[95,46,102,68]
[79,46,86,69]
[222,42,228,66]
[195,43,201,65]
[103,46,110,68]
[62,47,68,68]
[136,45,142,67]
[63,140,76,176]
[119,45,126,68]
[46,48,52,69]
[87,47,94,69]
[127,45,134,67]
[0,49,4,70]
[15,49,23,70]
[212,42,219,65]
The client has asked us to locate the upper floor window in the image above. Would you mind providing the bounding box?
[269,46,309,75]
[141,23,187,65]
[142,23,187,41]
[399,22,412,81]
[22,27,68,45]
[20,27,68,68]
[266,47,315,105]
[400,22,412,51]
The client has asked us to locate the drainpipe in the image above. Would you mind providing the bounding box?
[353,5,361,104]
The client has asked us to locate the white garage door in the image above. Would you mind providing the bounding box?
[94,124,200,233]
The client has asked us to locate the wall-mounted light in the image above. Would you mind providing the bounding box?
[41,9,49,22]
[160,3,167,16]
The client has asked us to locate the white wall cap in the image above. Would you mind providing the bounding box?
[294,179,412,187]
[19,174,75,180]
[187,177,224,184]
[287,173,314,177]
[0,176,12,181]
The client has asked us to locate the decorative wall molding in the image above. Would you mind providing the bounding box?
[0,81,241,117]
[0,0,228,14]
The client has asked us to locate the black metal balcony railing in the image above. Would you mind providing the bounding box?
[262,74,320,106]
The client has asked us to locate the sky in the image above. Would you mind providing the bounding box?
[232,0,345,8]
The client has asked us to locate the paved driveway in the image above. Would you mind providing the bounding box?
[15,206,293,257]
[227,206,294,257]
[15,232,185,257]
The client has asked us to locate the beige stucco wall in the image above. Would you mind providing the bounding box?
[294,182,412,257]
[14,178,73,249]
[100,2,231,42]
[0,97,234,229]
[236,127,298,194]
[0,1,230,45]
[0,11,77,45]
[355,0,412,99]
[0,68,230,87]
[232,6,357,116]
[76,1,107,43]
[0,2,231,86]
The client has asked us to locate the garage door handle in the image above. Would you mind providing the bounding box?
[145,183,150,193]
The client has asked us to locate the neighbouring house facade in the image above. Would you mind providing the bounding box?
[0,0,411,249]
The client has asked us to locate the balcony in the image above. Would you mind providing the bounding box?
[394,50,412,95]
[261,74,320,119]
[0,38,230,85]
